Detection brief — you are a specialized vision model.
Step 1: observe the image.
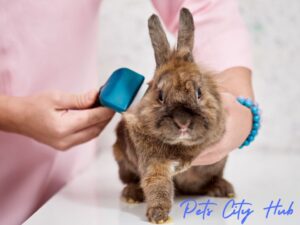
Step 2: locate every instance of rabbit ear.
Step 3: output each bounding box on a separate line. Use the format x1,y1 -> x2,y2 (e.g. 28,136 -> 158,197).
177,8 -> 195,61
148,14 -> 171,67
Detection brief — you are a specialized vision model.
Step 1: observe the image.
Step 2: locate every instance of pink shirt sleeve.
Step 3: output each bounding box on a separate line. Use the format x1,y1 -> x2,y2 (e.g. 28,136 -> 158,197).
151,0 -> 252,72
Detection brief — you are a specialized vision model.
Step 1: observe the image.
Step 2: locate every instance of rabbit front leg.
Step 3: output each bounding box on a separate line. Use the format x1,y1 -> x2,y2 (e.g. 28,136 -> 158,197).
141,161 -> 174,224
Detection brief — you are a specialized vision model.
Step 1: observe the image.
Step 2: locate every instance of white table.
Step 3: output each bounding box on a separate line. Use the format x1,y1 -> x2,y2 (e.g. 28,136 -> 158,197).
24,149 -> 300,225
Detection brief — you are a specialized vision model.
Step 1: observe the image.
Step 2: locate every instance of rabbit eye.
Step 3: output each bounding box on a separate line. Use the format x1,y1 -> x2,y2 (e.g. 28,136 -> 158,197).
196,88 -> 201,99
158,90 -> 164,103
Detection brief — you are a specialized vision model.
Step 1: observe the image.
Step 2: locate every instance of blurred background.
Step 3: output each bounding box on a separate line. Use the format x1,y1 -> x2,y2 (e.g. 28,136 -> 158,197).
96,0 -> 300,153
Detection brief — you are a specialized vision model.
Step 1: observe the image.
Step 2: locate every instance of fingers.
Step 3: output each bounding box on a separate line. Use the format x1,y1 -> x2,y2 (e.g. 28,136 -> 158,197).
54,122 -> 106,150
191,150 -> 227,166
50,108 -> 114,150
192,141 -> 230,166
53,89 -> 99,109
66,107 -> 115,132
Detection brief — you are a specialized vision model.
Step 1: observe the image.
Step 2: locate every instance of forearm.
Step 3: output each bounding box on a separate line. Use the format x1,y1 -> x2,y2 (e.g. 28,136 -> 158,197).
216,67 -> 255,100
0,95 -> 24,133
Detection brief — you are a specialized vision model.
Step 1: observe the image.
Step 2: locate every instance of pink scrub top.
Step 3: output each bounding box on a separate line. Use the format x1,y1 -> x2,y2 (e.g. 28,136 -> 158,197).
0,0 -> 251,224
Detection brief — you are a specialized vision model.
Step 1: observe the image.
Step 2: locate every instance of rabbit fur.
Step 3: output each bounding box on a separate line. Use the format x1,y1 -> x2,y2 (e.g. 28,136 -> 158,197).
113,8 -> 234,224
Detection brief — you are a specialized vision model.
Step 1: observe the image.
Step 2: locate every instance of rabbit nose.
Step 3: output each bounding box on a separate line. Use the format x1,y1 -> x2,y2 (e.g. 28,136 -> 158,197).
173,117 -> 191,130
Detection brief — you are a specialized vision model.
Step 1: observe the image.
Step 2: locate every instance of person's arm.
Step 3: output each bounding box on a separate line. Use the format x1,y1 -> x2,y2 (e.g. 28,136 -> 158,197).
0,95 -> 21,133
0,90 -> 114,150
151,0 -> 255,165
192,67 -> 253,165
217,67 -> 254,99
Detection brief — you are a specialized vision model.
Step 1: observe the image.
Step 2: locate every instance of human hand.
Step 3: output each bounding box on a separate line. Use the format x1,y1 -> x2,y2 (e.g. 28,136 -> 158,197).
5,90 -> 114,150
192,92 -> 252,165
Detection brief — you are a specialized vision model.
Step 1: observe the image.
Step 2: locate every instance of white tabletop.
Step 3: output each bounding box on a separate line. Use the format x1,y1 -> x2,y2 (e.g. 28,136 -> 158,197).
24,149 -> 300,225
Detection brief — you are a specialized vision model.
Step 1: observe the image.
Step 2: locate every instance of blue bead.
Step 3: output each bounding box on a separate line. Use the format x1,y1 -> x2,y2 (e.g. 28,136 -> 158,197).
248,135 -> 255,142
253,115 -> 260,122
251,129 -> 258,136
251,106 -> 259,114
253,122 -> 260,129
237,97 -> 246,104
244,140 -> 250,146
245,99 -> 253,107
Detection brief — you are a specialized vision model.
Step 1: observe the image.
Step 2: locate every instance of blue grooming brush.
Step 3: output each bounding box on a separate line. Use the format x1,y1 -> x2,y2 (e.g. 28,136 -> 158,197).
96,68 -> 148,113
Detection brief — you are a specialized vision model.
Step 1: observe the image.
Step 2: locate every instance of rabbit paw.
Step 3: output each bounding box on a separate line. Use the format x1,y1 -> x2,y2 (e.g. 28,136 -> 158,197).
121,184 -> 144,203
147,206 -> 169,224
206,178 -> 235,198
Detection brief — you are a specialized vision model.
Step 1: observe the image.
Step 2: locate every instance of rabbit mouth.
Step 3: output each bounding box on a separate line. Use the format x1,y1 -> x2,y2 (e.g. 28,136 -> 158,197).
162,132 -> 205,146
177,130 -> 191,140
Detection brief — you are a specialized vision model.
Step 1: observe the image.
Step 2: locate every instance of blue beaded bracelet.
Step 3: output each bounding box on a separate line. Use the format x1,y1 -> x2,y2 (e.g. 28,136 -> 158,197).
236,97 -> 261,149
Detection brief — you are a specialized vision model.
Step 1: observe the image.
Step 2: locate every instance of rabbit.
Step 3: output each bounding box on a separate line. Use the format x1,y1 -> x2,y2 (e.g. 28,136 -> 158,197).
112,8 -> 234,224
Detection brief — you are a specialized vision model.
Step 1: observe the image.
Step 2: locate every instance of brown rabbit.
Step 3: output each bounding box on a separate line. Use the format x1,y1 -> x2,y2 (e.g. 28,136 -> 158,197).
113,8 -> 234,224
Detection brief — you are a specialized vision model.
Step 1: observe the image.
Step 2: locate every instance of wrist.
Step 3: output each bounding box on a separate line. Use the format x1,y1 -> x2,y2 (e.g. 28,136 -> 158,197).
0,95 -> 26,133
220,92 -> 253,149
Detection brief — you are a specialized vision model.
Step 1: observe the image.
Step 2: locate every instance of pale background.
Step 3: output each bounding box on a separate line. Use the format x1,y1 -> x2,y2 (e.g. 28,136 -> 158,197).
96,0 -> 300,153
